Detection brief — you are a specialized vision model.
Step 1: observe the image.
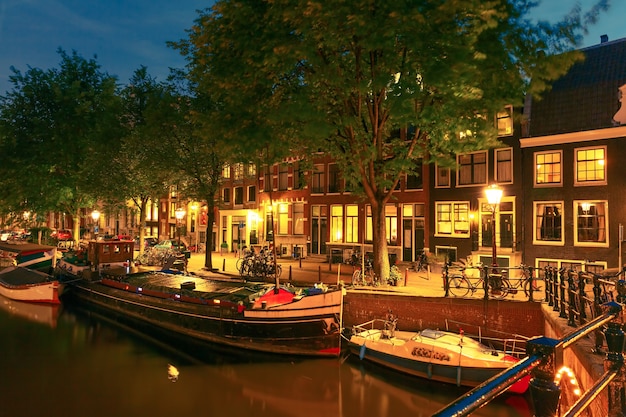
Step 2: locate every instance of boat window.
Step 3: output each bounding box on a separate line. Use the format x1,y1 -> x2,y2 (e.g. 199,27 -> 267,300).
420,329 -> 446,340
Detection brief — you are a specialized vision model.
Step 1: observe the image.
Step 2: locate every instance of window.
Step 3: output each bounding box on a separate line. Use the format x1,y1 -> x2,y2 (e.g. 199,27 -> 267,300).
385,205 -> 398,244
222,165 -> 231,179
222,188 -> 230,203
312,164 -> 325,194
330,205 -> 343,242
436,165 -> 450,188
247,185 -> 256,202
263,166 -> 272,192
170,186 -> 178,199
575,146 -> 606,185
293,203 -> 304,235
328,163 -> 340,193
293,162 -> 304,190
535,151 -> 562,186
234,187 -> 243,205
247,163 -> 257,178
278,203 -> 289,235
233,163 -> 244,180
496,105 -> 513,136
169,202 -> 177,219
278,164 -> 289,190
575,201 -> 608,246
495,148 -> 513,184
346,205 -> 359,243
435,202 -> 470,237
534,202 -> 563,244
457,151 -> 487,186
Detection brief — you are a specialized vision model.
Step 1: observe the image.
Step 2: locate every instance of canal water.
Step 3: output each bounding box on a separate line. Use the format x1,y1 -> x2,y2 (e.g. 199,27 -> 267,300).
0,295 -> 532,417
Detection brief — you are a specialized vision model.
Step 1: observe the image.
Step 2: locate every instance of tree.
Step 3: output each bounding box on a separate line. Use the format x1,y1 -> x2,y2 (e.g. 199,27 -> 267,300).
174,0 -> 607,280
138,72 -> 226,271
0,49 -> 121,244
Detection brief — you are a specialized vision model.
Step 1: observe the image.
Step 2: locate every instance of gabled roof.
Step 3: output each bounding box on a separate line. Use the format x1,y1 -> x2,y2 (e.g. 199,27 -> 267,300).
527,37 -> 626,137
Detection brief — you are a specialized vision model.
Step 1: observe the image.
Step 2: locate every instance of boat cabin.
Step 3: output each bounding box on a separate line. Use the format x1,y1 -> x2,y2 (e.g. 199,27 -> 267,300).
88,240 -> 134,268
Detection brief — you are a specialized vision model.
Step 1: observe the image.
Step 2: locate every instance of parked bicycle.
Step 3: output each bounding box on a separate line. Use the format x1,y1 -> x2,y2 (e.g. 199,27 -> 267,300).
237,250 -> 282,279
444,260 -> 510,300
351,257 -> 381,286
410,250 -> 428,272
499,264 -> 541,298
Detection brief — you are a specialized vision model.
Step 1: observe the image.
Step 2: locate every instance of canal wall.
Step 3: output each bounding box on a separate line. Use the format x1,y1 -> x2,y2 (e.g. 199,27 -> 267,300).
343,291 -> 608,416
343,291 -> 544,338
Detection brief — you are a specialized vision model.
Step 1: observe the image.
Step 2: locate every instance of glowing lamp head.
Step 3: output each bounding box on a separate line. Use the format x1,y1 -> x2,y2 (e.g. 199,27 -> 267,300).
485,184 -> 503,206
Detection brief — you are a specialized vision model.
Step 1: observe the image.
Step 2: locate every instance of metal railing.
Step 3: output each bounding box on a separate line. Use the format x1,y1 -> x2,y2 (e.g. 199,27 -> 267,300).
433,300 -> 626,416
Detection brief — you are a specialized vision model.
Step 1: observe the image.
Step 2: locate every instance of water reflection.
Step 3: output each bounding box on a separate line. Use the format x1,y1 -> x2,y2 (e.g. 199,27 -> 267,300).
0,302 -> 531,417
0,293 -> 60,327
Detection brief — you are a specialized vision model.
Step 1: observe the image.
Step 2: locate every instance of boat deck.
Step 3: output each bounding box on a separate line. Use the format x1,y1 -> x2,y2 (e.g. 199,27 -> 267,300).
0,266 -> 52,286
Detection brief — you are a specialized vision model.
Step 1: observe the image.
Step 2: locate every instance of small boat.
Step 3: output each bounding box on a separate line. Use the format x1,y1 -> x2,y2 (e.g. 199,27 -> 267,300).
347,318 -> 530,394
56,240 -> 345,358
0,266 -> 62,304
0,241 -> 57,272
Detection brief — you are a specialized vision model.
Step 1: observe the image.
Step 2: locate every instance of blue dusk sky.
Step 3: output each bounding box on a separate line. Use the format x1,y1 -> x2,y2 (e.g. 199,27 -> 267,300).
0,0 -> 624,94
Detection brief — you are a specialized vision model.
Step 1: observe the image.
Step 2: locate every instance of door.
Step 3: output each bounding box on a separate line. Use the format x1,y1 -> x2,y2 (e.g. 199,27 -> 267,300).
500,213 -> 513,248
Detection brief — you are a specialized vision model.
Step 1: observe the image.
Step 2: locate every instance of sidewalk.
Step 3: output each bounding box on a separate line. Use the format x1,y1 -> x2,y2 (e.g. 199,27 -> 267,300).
185,251 -> 446,297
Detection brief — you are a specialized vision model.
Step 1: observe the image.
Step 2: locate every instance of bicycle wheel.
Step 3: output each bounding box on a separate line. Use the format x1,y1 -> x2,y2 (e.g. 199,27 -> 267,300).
490,279 -> 511,300
275,264 -> 282,278
352,269 -> 363,286
448,276 -> 470,297
236,258 -> 244,275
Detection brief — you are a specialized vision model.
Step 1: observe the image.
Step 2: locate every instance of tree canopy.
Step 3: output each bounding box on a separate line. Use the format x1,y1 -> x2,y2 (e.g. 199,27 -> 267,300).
173,0 -> 607,278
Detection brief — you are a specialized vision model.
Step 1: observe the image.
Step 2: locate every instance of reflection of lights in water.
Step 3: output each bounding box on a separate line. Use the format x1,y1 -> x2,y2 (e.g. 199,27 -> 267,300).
168,364 -> 179,382
555,366 -> 581,396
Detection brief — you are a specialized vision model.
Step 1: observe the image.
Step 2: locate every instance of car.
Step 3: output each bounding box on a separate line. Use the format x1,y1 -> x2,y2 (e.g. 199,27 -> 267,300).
134,236 -> 159,249
0,230 -> 11,241
51,229 -> 73,240
154,239 -> 187,252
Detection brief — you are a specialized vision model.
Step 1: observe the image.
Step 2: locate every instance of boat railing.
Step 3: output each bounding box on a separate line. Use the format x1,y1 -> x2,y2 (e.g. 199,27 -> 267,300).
433,300 -> 626,417
444,319 -> 528,358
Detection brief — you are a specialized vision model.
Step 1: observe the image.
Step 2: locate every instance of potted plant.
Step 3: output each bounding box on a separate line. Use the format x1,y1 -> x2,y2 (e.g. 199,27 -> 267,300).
388,265 -> 402,286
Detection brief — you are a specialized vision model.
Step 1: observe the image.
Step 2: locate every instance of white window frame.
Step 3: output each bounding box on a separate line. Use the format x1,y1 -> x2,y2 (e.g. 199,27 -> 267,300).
574,145 -> 607,187
435,201 -> 470,238
534,150 -> 562,187
495,147 -> 513,184
533,201 -> 564,246
574,200 -> 609,247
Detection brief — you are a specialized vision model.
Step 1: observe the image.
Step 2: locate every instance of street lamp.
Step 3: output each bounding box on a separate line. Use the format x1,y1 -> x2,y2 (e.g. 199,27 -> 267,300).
484,184 -> 503,271
175,207 -> 186,252
91,210 -> 101,240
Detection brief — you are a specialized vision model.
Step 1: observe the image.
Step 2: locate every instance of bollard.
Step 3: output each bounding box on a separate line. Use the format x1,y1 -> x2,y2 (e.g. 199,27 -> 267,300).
404,268 -> 408,286
527,336 -> 562,417
299,256 -> 302,269
222,258 -> 226,272
289,265 -> 292,281
318,265 -> 322,282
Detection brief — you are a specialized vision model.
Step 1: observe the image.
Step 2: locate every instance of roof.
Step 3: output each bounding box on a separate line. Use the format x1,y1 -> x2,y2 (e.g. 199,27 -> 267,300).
528,37 -> 626,137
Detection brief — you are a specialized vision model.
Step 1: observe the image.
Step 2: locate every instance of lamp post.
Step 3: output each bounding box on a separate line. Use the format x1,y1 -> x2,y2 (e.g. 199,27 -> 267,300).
91,210 -> 101,240
190,203 -> 198,252
484,184 -> 503,272
175,207 -> 186,253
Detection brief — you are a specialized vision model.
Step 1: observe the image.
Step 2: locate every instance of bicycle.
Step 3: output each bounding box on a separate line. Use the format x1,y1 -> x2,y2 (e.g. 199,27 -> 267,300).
351,257 -> 381,286
410,250 -> 428,272
500,264 -> 542,298
445,261 -> 510,300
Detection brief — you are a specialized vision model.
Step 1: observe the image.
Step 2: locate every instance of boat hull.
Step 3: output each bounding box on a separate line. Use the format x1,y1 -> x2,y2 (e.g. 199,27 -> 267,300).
0,267 -> 62,304
348,326 -> 528,393
61,273 -> 344,358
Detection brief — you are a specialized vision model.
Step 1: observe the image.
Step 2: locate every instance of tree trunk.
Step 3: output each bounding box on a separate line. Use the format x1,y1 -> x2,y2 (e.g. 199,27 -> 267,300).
204,203 -> 215,270
371,201 -> 390,282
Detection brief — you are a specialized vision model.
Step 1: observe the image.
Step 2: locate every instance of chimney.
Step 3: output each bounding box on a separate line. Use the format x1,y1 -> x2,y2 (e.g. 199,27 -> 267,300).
601,34 -> 609,43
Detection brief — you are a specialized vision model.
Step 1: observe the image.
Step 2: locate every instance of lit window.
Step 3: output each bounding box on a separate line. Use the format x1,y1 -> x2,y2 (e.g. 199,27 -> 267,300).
278,204 -> 289,235
458,151 -> 487,186
385,205 -> 398,244
222,165 -> 231,179
575,201 -> 608,246
435,202 -> 470,237
534,202 -> 563,244
346,205 -> 358,243
293,203 -> 304,235
247,163 -> 256,177
496,105 -> 513,136
233,163 -> 244,180
575,146 -> 606,185
330,205 -> 343,243
535,151 -> 562,186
